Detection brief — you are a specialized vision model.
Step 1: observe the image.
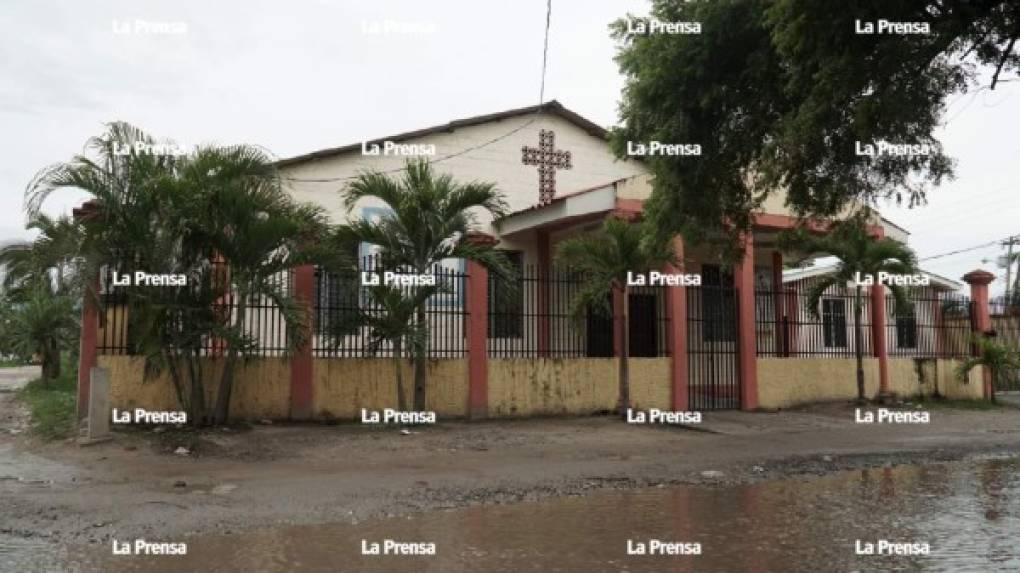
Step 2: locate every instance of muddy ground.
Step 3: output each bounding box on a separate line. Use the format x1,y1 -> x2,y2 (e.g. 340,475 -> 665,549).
1,388 -> 1018,548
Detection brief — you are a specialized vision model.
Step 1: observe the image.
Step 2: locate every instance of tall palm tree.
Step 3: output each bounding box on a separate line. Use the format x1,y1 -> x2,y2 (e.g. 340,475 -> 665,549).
0,214 -> 83,297
779,211 -> 919,401
182,145 -> 325,424
25,122 -> 323,424
338,159 -> 513,411
555,217 -> 674,416
355,284 -> 435,412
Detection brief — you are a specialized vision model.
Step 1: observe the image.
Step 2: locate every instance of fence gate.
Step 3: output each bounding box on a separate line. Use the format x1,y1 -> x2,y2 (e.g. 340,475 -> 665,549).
686,285 -> 741,410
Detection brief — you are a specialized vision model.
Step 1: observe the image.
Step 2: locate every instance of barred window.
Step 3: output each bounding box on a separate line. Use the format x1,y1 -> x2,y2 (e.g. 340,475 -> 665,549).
896,307 -> 917,349
822,298 -> 848,348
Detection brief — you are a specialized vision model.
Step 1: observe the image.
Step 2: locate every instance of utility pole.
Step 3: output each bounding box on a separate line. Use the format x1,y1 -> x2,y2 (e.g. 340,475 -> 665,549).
1004,236 -> 1016,301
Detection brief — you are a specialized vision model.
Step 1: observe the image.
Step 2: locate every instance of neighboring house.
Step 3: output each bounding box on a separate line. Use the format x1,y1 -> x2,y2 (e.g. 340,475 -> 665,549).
770,266 -> 966,358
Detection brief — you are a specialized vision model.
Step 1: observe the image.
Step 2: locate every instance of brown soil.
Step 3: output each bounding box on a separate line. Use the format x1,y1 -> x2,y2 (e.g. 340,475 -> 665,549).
1,397 -> 1018,547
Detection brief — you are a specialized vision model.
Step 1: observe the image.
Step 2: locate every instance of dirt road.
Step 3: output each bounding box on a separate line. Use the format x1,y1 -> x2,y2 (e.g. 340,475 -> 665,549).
1,397 -> 1018,548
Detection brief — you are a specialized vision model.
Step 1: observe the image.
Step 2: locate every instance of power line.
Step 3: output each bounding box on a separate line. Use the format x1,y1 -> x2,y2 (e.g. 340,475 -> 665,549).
918,235 -> 1020,262
282,1 -> 556,185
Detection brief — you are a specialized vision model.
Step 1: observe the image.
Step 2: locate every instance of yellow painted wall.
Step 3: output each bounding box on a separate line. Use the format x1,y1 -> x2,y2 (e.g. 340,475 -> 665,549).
757,357 -> 880,409
630,358 -> 673,410
99,355 -> 291,420
487,357 -> 672,417
757,356 -> 985,409
312,358 -> 467,420
938,359 -> 984,400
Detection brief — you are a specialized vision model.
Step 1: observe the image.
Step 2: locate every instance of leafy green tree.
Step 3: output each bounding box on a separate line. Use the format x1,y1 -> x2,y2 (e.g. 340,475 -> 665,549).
555,217 -> 674,415
956,336 -> 1020,404
611,0 -> 1019,248
338,159 -> 513,411
779,212 -> 919,401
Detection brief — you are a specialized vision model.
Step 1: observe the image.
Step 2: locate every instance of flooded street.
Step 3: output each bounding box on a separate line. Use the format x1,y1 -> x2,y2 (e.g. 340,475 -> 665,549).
16,455 -> 1016,572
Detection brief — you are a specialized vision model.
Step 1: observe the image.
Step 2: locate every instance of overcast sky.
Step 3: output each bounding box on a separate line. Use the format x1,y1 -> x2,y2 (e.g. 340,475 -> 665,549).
1,0 -> 1018,294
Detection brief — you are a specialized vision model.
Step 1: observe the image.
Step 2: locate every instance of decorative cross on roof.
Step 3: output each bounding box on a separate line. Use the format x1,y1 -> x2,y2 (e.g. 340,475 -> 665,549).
521,129 -> 572,205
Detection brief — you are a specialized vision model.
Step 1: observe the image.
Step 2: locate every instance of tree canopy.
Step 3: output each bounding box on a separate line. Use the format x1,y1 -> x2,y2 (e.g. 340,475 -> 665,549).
612,0 -> 1020,249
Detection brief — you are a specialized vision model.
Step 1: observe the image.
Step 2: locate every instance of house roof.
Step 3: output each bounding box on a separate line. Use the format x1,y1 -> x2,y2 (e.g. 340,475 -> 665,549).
275,100 -> 609,168
782,264 -> 962,290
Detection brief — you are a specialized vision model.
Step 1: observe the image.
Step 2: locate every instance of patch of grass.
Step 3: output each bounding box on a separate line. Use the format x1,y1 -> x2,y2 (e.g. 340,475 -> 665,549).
17,366 -> 77,440
0,359 -> 30,368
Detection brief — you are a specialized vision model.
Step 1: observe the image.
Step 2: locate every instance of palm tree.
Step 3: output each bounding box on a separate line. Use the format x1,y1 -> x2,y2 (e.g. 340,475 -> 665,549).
956,336 -> 1020,404
0,213 -> 86,380
338,159 -> 513,411
2,287 -> 78,382
555,217 -> 674,416
355,284 -> 435,412
25,122 -> 323,425
0,214 -> 83,298
179,145 -> 325,424
779,211 -> 919,402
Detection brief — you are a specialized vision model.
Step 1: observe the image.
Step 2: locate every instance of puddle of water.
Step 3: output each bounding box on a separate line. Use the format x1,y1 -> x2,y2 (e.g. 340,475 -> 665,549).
6,458 -> 1019,572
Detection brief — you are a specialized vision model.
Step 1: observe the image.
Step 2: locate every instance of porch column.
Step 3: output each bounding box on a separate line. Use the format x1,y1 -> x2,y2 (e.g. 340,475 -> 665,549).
77,274 -> 100,422
733,232 -> 759,410
771,251 -> 784,356
963,269 -> 995,399
466,233 -> 496,420
665,236 -> 688,411
871,284 -> 891,398
290,264 -> 315,419
536,230 -> 551,357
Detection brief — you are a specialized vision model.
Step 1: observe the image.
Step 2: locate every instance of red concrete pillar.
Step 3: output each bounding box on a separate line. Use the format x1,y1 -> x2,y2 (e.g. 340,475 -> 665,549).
536,230 -> 550,357
290,264 -> 315,419
871,285 -> 890,397
963,269 -> 995,399
76,275 -> 100,421
664,236 -> 688,411
466,258 -> 490,420
733,232 -> 758,410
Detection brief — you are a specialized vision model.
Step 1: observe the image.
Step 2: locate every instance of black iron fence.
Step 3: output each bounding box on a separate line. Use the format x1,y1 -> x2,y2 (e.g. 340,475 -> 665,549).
886,290 -> 972,358
486,265 -> 669,358
313,256 -> 468,358
755,284 -> 873,358
98,262 -> 293,357
755,284 -> 972,359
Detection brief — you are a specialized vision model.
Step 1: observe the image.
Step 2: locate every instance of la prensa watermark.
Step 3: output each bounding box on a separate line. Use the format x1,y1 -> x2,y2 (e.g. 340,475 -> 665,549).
112,19 -> 188,35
